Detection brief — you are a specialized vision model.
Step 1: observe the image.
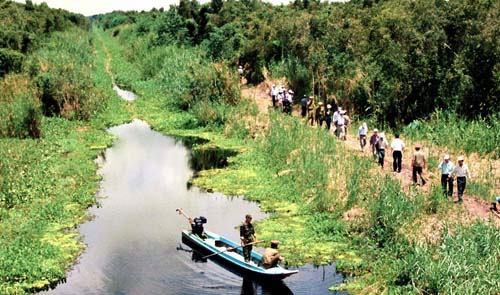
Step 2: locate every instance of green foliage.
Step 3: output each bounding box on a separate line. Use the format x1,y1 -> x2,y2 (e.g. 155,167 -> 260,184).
368,176 -> 421,247
0,74 -> 41,138
403,110 -> 500,157
29,29 -> 105,120
0,48 -> 24,77
391,223 -> 500,294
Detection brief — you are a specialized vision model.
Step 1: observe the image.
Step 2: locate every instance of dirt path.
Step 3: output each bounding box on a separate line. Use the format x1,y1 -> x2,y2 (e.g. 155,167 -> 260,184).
241,80 -> 500,226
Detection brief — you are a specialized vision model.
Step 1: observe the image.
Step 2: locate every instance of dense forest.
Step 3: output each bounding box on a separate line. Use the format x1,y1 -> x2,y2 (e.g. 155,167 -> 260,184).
96,0 -> 500,127
1,0 -> 499,294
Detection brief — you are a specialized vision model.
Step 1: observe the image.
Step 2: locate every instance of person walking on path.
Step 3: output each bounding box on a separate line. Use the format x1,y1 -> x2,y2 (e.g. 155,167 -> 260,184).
370,129 -> 380,160
307,96 -> 316,126
358,122 -> 368,152
336,110 -> 347,139
240,214 -> 256,262
451,156 -> 472,203
333,107 -> 342,138
300,95 -> 307,118
316,102 -> 325,127
390,133 -> 404,173
261,240 -> 284,269
375,133 -> 389,168
325,104 -> 333,130
270,84 -> 278,108
412,144 -> 427,185
342,111 -> 350,140
438,154 -> 454,197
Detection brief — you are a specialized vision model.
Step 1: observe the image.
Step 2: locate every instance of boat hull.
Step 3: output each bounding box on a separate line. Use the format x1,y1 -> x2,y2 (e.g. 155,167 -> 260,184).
181,230 -> 298,281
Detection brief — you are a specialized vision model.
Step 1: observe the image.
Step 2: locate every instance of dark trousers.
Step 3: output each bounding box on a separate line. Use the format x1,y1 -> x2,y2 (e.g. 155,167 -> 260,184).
441,174 -> 453,196
412,166 -> 425,184
360,135 -> 367,150
243,244 -> 253,262
377,149 -> 385,167
392,151 -> 402,172
457,176 -> 466,201
325,118 -> 332,130
301,106 -> 307,117
272,95 -> 277,107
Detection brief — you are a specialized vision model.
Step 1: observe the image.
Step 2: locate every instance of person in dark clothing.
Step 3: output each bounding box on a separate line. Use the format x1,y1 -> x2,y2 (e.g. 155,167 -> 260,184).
189,216 -> 207,239
325,104 -> 333,130
301,95 -> 307,117
240,214 -> 256,262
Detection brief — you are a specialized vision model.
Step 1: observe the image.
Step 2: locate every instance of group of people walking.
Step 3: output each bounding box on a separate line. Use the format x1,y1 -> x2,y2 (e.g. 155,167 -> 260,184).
270,85 -> 350,140
270,84 -> 294,115
270,85 -> 475,203
363,126 -> 473,202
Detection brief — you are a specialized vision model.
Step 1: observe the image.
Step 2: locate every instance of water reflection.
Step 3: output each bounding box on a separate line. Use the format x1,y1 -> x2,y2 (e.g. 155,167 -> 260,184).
113,84 -> 136,101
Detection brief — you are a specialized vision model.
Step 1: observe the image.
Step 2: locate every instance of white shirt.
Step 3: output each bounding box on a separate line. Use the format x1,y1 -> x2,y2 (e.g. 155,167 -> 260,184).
337,115 -> 345,125
271,87 -> 278,96
333,111 -> 340,123
452,164 -> 471,179
391,138 -> 404,152
358,125 -> 368,136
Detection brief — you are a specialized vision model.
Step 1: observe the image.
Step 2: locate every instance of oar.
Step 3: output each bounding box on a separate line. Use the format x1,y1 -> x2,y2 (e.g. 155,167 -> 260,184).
176,208 -> 191,220
202,240 -> 265,259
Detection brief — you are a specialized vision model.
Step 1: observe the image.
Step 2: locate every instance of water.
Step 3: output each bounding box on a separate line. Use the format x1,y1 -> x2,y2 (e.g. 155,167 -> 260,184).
42,119 -> 347,295
113,84 -> 136,101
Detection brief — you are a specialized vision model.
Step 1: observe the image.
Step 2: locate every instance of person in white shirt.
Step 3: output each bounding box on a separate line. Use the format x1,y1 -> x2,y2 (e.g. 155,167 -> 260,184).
451,156 -> 472,203
390,133 -> 404,173
270,84 -> 278,107
358,122 -> 368,152
438,154 -> 454,197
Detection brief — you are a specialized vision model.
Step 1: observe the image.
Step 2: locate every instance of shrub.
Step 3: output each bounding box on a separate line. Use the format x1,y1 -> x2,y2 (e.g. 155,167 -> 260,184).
0,74 -> 41,138
0,48 -> 24,78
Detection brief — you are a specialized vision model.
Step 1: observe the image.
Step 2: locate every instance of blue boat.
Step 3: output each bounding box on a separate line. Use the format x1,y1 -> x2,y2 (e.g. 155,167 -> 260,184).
182,230 -> 299,281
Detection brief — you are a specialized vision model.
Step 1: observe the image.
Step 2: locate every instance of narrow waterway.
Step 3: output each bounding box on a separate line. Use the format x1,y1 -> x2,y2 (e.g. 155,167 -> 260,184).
41,118 -> 347,294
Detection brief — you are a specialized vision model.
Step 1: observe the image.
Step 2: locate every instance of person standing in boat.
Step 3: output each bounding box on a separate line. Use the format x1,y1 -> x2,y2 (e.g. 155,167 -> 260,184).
240,214 -> 256,263
262,240 -> 284,269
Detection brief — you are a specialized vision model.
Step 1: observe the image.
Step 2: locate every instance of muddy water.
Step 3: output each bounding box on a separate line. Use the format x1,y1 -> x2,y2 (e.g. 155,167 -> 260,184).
42,119 -> 347,295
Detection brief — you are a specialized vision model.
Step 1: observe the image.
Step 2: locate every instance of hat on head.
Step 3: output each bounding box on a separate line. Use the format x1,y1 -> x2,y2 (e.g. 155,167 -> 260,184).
272,84 -> 275,87
288,90 -> 294,94
374,128 -> 378,132
338,107 -> 342,111
309,95 -> 314,99
379,133 -> 385,138
444,154 -> 450,160
340,110 -> 346,114
362,122 -> 367,128
318,101 -> 324,105
327,104 -> 332,109
458,156 -> 464,161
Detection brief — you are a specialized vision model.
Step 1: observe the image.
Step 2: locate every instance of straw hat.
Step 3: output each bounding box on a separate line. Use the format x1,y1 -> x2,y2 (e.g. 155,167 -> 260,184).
444,154 -> 450,160
458,156 -> 464,161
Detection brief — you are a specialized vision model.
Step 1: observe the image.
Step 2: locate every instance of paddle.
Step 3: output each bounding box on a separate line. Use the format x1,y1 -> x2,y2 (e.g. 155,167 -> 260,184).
176,208 -> 191,220
202,240 -> 265,259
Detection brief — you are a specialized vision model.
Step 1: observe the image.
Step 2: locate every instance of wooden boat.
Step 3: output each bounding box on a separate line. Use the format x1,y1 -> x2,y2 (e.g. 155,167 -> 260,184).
182,230 -> 299,281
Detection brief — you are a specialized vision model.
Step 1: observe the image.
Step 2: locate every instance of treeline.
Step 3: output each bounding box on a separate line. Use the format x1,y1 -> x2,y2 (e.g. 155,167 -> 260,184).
97,0 -> 500,127
0,0 -> 103,138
